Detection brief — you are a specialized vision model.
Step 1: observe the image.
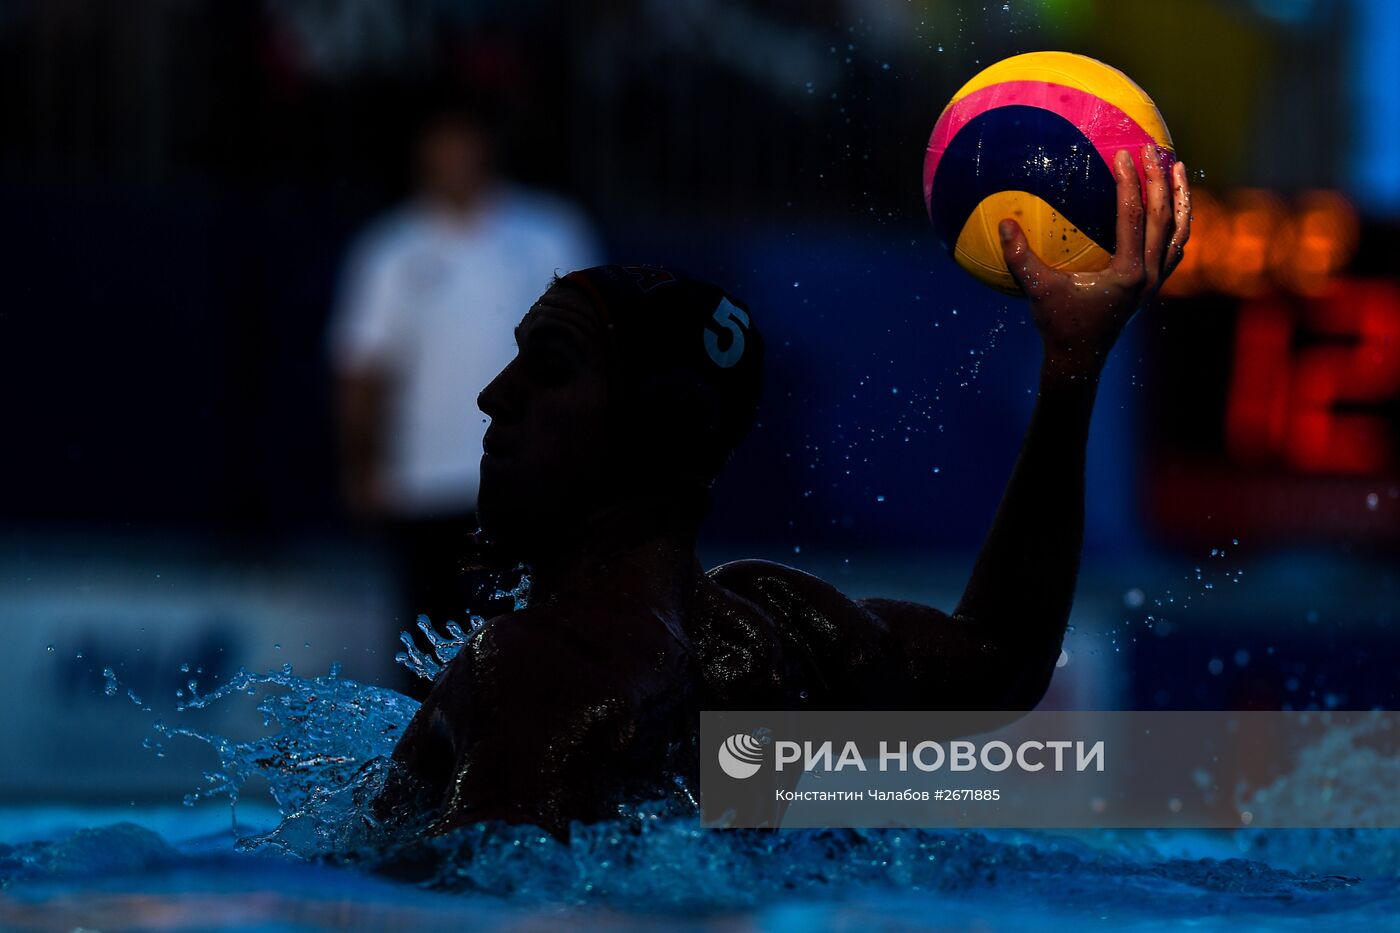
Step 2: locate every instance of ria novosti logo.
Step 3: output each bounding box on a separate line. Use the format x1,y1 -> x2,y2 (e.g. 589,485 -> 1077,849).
716,728 -> 1106,780
717,732 -> 766,779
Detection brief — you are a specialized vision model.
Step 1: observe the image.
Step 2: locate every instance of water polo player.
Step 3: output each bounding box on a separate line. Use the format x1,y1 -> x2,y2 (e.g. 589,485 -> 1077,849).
379,145 -> 1191,839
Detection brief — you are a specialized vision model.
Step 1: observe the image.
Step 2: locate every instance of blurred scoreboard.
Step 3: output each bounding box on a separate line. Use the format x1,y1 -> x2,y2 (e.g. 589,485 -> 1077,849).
1147,189 -> 1400,545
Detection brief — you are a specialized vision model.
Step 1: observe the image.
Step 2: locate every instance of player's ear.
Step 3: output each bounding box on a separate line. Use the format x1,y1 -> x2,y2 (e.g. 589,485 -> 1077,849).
660,375 -> 727,481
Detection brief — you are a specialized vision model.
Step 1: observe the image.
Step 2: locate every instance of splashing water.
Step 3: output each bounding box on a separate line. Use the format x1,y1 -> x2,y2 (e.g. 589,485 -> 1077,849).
395,616 -> 477,683
395,570 -> 529,682
9,562 -> 1400,924
56,659 -> 1391,918
146,663 -> 420,853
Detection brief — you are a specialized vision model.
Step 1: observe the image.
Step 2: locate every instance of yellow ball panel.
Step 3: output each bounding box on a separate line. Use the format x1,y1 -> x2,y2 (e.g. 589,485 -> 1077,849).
952,190 -> 1113,295
942,51 -> 1172,150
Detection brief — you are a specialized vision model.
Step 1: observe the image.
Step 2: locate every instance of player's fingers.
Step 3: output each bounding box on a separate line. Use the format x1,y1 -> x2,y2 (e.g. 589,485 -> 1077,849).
1142,146 -> 1171,283
1164,160 -> 1193,278
999,219 -> 1055,298
1110,148 -> 1145,277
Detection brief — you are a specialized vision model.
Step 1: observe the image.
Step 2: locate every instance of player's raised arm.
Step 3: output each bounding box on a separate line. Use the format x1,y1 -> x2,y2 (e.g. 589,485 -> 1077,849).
936,145 -> 1191,707
831,146 -> 1191,712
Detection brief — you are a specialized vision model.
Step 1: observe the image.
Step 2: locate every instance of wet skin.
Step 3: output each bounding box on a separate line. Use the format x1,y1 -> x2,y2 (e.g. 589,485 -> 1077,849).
382,147 -> 1192,839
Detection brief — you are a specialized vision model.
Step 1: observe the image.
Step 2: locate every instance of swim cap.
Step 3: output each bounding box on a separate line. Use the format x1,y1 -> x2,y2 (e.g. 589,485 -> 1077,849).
560,265 -> 764,484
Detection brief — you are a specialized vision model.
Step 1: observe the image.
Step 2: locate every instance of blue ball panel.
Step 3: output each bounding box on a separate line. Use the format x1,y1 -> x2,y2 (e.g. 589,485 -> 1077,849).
930,104 -> 1118,257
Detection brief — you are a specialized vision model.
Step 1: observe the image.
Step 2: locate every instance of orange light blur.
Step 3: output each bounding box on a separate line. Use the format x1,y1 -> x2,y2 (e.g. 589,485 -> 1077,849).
1162,188 -> 1226,297
1273,191 -> 1361,297
1161,188 -> 1359,299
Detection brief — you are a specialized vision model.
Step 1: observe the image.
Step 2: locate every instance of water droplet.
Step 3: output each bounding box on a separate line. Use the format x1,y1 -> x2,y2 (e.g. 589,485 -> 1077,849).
1366,492 -> 1379,511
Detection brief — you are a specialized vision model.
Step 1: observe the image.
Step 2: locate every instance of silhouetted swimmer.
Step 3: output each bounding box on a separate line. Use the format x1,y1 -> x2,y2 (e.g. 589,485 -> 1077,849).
379,146 -> 1192,840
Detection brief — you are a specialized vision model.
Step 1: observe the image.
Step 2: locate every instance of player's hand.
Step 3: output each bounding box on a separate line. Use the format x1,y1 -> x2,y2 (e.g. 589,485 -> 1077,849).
998,144 -> 1191,380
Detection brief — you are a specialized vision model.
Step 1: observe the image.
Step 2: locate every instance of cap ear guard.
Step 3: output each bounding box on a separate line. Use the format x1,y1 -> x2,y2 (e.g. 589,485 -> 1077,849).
626,368 -> 731,488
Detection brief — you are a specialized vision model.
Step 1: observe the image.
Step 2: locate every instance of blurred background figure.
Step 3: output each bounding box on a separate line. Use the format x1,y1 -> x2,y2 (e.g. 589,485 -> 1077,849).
331,91 -> 601,644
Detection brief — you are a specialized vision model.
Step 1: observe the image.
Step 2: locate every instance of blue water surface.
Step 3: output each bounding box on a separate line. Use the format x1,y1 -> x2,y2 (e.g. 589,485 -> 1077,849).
3,638 -> 1398,932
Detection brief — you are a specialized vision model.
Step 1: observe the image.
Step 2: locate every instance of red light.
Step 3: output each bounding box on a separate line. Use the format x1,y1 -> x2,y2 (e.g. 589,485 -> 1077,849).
1225,279 -> 1400,474
1226,298 -> 1293,465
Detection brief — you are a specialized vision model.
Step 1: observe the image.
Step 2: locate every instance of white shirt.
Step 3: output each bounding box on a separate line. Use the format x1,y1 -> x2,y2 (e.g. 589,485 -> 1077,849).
331,187 -> 601,516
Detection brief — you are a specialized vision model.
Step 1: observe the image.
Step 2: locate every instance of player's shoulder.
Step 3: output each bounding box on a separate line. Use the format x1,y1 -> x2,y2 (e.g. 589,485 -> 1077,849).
707,558 -> 866,621
704,559 -> 892,706
709,558 -> 836,597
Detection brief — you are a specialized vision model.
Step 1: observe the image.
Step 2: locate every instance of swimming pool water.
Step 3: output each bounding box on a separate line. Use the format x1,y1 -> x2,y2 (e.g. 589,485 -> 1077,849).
3,662 -> 1398,932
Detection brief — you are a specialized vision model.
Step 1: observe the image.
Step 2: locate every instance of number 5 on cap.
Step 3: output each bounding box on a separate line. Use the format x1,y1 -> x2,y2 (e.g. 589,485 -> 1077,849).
706,297 -> 750,368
